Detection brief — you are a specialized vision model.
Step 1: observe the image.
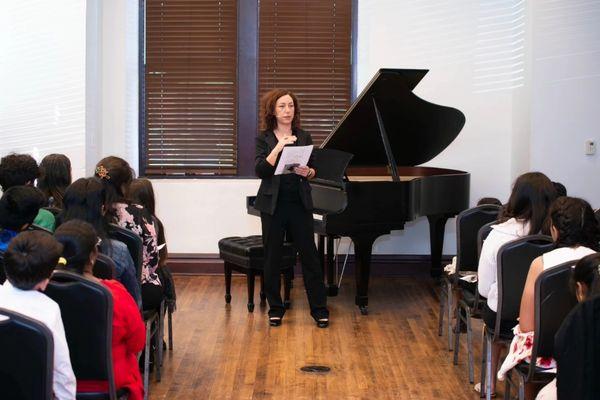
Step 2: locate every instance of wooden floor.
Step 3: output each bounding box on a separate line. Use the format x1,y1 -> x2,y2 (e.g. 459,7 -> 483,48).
149,275 -> 489,399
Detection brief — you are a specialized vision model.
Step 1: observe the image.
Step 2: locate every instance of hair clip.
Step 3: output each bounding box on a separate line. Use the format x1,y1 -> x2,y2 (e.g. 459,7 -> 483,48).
58,257 -> 67,266
95,165 -> 110,180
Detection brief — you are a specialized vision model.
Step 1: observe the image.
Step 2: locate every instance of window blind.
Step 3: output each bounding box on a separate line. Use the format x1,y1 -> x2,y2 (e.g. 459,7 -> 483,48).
258,0 -> 352,146
143,0 -> 238,176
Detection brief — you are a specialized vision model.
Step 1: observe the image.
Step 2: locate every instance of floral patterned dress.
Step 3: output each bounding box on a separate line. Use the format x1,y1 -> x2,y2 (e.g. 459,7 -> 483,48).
113,202 -> 161,286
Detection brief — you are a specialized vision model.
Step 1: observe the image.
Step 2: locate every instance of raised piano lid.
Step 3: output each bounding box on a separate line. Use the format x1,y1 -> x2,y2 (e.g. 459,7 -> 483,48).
320,68 -> 466,167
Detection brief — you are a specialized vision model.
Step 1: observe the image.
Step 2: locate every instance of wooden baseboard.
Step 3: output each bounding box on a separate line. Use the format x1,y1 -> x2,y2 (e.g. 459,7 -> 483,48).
168,253 -> 453,276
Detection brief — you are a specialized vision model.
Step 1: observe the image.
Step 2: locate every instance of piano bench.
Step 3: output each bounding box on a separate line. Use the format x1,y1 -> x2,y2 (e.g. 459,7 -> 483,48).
218,235 -> 295,312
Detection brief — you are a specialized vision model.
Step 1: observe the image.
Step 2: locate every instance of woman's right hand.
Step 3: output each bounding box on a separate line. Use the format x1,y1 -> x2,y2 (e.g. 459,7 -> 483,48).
275,135 -> 297,152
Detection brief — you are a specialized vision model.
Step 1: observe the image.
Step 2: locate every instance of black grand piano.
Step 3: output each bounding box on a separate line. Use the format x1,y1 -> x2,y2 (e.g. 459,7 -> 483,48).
249,68 -> 469,315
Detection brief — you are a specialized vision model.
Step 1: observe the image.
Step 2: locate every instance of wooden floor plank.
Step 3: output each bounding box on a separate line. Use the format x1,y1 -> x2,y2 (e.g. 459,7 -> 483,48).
149,275 -> 490,399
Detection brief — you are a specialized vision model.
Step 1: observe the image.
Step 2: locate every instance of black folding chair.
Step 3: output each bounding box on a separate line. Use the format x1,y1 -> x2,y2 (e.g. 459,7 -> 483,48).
480,235 -> 553,400
94,253 -> 116,280
451,205 -> 501,383
108,224 -> 162,398
505,261 -> 578,400
0,308 -> 54,400
45,271 -> 128,400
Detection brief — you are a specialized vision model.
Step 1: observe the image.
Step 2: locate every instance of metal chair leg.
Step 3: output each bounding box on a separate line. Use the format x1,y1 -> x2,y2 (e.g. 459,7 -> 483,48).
438,284 -> 445,337
453,301 -> 461,365
485,332 -> 493,400
447,283 -> 453,351
466,307 -> 474,384
480,327 -> 487,399
517,373 -> 525,400
168,308 -> 173,351
143,319 -> 151,400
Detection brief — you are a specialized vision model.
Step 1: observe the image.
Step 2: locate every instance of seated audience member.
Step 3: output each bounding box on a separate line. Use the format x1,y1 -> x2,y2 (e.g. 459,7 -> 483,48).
55,220 -> 145,400
552,181 -> 567,198
0,231 -> 76,399
475,172 -> 557,395
477,197 -> 503,207
0,153 -> 55,230
38,153 -> 72,209
95,157 -> 163,311
497,197 -> 600,398
0,186 -> 46,253
549,253 -> 600,400
57,177 -> 141,306
128,178 -> 176,311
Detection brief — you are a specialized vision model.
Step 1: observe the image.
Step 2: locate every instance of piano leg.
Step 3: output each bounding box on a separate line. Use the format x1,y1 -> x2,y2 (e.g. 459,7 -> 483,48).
427,213 -> 452,278
351,233 -> 379,315
326,235 -> 338,296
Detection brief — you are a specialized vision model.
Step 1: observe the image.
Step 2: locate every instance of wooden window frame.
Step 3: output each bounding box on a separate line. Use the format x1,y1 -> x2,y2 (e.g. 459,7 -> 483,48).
139,0 -> 357,178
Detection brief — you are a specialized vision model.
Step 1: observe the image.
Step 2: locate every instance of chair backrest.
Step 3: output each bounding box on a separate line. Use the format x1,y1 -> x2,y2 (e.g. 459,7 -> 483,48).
94,253 -> 116,280
44,271 -> 117,398
456,205 -> 501,274
495,235 -> 554,339
108,224 -> 143,281
477,220 -> 497,259
0,307 -> 54,400
529,260 -> 578,380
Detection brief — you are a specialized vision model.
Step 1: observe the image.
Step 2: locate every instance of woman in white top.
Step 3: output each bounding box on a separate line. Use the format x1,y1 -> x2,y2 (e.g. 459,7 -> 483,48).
499,197 -> 600,399
475,172 -> 557,395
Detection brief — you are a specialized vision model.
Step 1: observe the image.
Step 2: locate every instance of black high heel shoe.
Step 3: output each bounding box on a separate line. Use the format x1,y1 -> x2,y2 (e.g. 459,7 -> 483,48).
269,317 -> 282,327
316,318 -> 329,328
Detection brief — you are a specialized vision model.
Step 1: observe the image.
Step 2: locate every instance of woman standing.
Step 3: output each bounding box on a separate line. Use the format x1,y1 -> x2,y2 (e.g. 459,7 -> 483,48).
254,89 -> 328,328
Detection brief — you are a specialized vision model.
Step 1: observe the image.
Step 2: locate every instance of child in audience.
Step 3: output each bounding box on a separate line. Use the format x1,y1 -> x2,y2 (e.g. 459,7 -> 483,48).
128,178 -> 176,311
0,153 -> 55,230
38,153 -> 72,209
475,172 -> 557,395
0,186 -> 46,254
0,231 -> 76,400
94,156 -> 163,311
498,197 -> 600,399
552,181 -> 567,198
58,177 -> 141,306
55,220 -> 145,400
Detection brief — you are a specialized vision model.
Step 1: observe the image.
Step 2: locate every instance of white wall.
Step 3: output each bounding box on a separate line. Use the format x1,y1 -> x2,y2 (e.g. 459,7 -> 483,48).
90,0 -> 599,254
529,0 -> 600,205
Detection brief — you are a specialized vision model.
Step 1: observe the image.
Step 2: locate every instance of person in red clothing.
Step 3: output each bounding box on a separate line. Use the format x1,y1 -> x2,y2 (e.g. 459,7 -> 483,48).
54,219 -> 145,400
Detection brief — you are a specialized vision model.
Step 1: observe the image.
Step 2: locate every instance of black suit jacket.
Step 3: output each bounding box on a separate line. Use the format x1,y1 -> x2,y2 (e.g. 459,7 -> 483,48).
254,128 -> 314,215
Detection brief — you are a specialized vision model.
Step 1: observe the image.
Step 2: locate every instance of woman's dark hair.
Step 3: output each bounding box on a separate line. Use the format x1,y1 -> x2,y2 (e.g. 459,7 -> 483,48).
0,153 -> 39,191
0,186 -> 45,231
477,197 -> 503,207
572,253 -> 600,300
4,231 -> 63,290
37,154 -> 72,209
552,181 -> 567,198
128,178 -> 168,266
260,89 -> 301,131
128,178 -> 156,214
549,196 -> 600,251
54,220 -> 97,275
94,156 -> 134,221
498,172 -> 557,235
59,177 -> 109,239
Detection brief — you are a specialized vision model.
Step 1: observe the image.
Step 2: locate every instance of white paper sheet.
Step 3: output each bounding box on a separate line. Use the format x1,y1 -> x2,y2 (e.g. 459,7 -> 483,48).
274,145 -> 313,175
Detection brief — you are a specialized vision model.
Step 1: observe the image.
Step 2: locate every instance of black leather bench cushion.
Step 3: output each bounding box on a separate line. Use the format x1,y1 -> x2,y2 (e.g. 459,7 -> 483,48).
218,236 -> 295,270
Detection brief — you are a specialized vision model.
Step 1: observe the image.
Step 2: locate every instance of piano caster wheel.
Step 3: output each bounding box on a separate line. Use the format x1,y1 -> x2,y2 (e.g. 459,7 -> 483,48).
359,306 -> 368,315
247,303 -> 255,313
225,294 -> 232,304
284,301 -> 291,309
327,285 -> 339,297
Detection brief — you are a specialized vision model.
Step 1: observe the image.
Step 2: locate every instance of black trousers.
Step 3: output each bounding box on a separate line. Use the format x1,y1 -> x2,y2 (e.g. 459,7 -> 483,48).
261,200 -> 328,319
